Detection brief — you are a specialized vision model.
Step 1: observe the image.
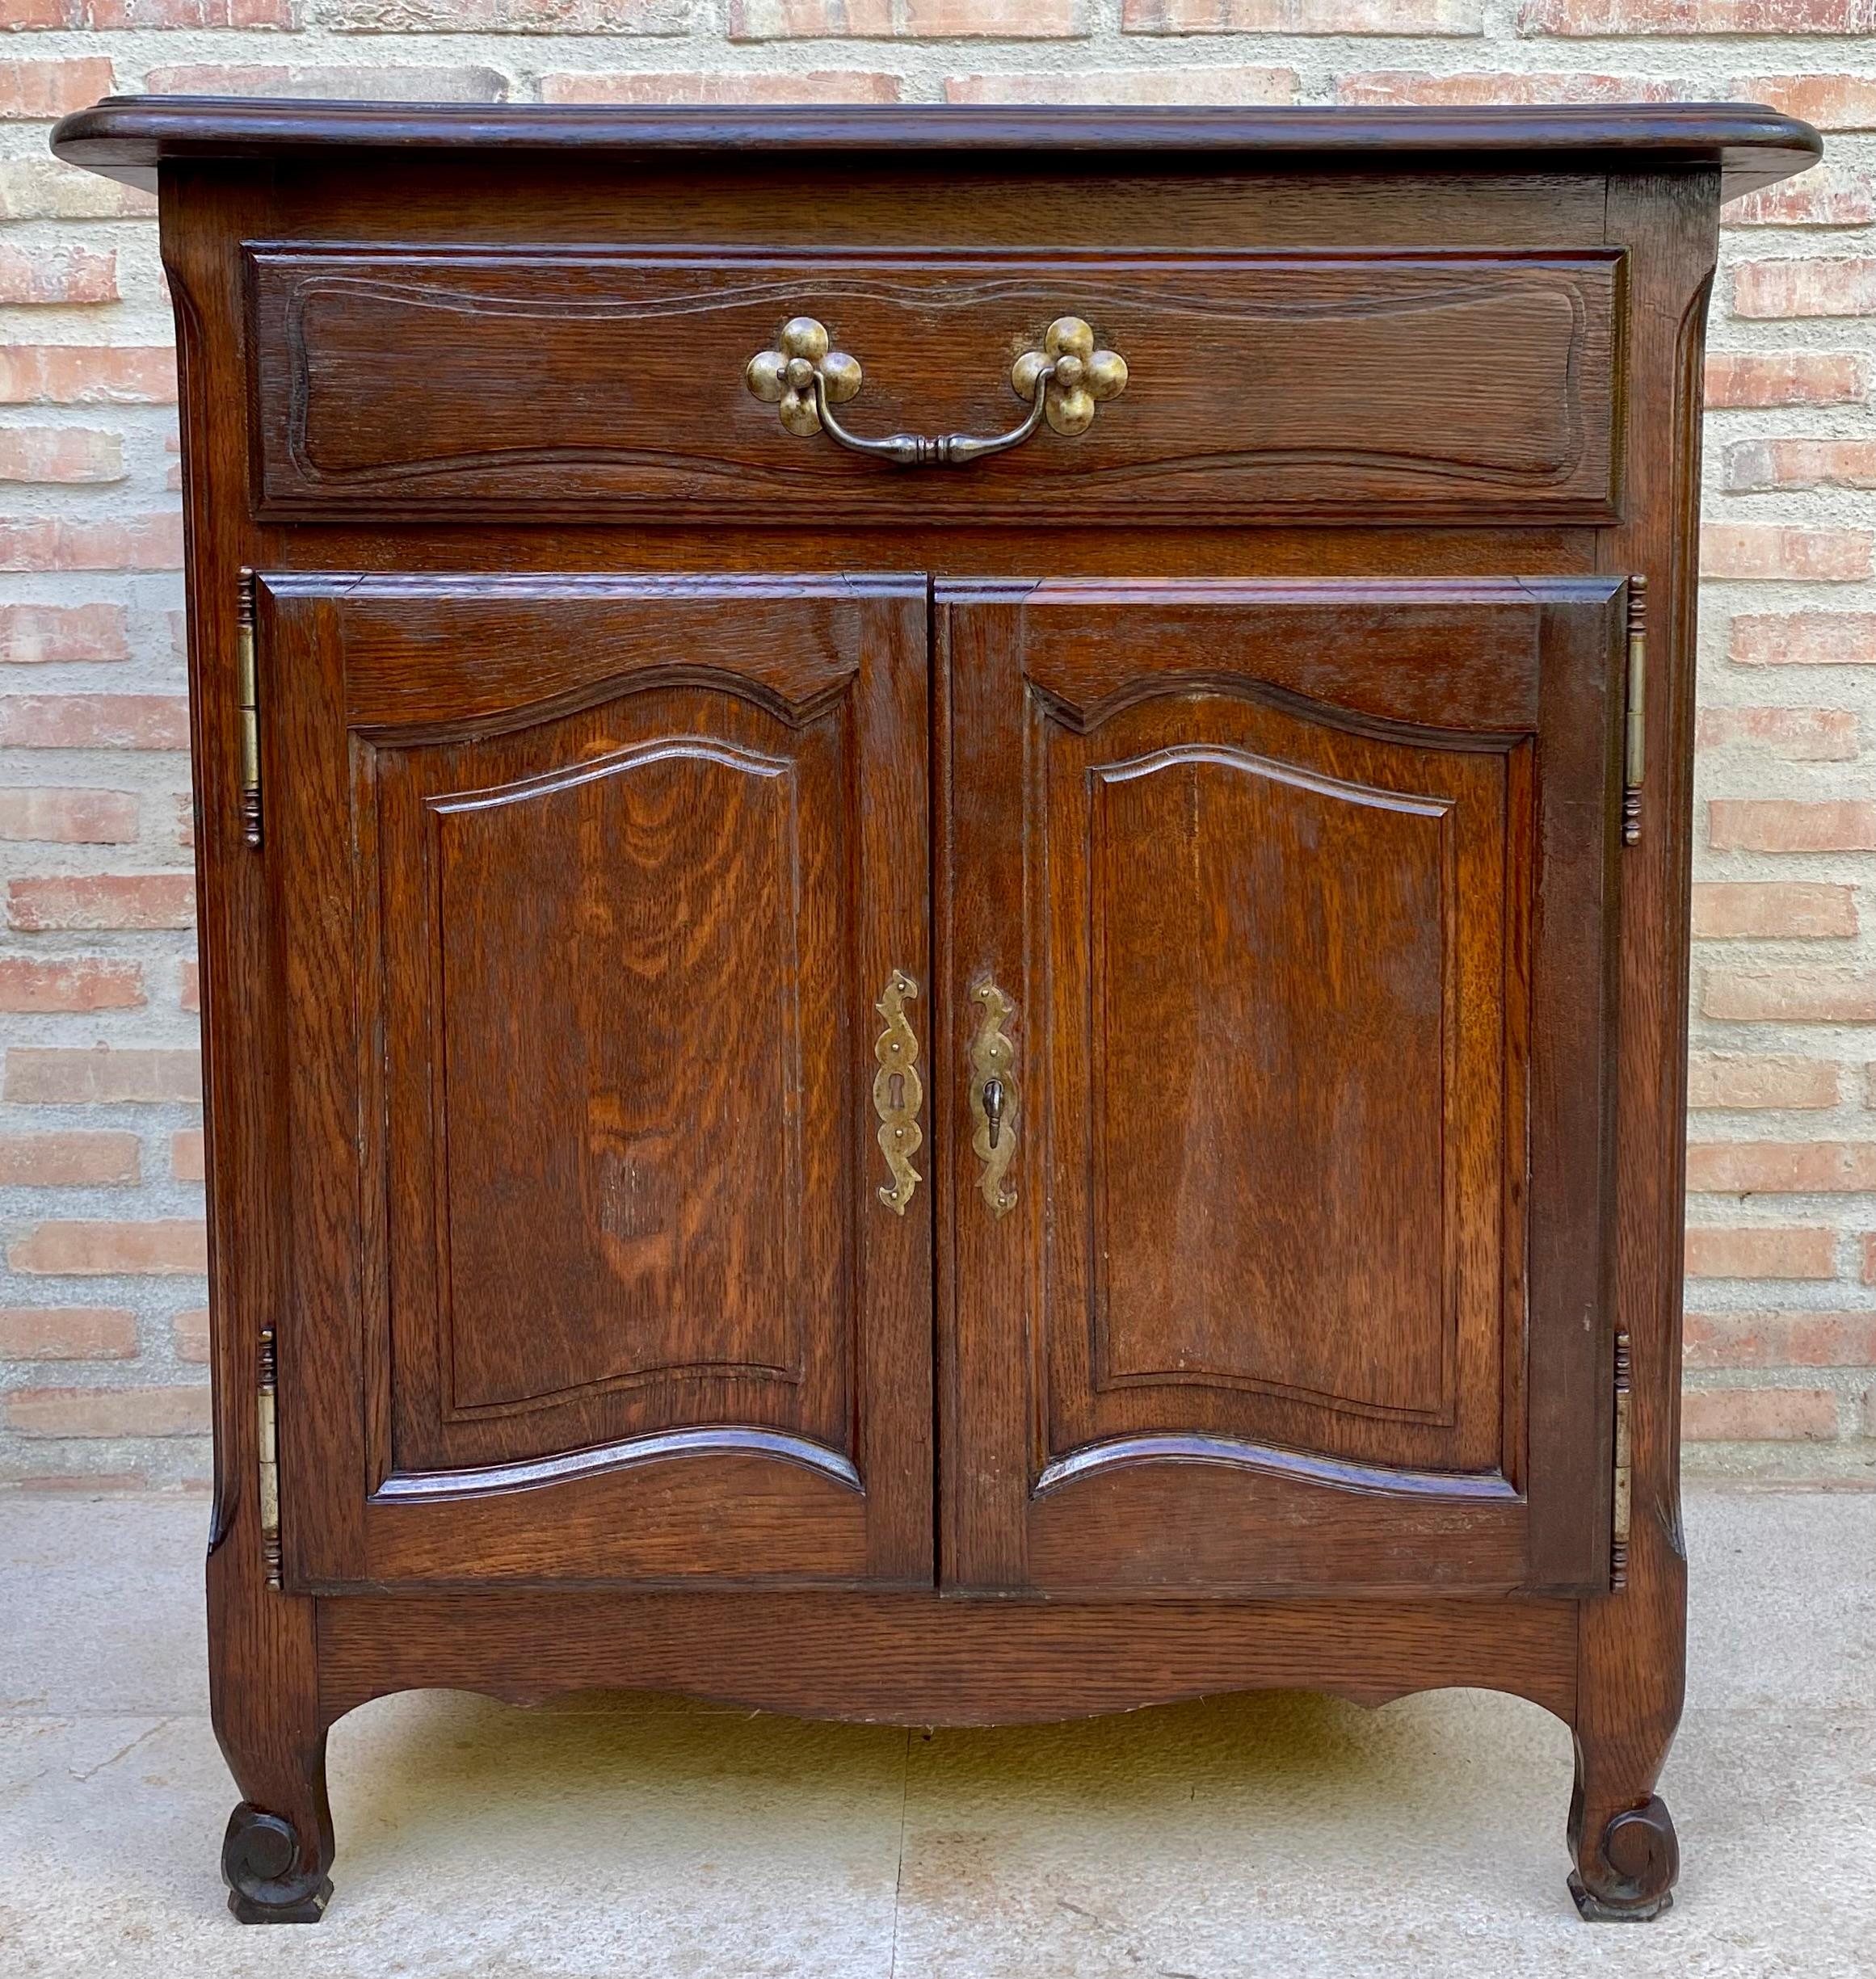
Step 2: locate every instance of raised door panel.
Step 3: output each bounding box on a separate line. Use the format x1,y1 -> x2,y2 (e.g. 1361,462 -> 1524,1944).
940,578 -> 1623,1598
268,574 -> 930,1589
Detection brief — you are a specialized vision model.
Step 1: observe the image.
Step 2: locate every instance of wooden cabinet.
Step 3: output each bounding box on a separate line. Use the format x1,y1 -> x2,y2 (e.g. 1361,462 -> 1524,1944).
52,95 -> 1820,1926
264,574 -> 932,1590
941,578 -> 1623,1599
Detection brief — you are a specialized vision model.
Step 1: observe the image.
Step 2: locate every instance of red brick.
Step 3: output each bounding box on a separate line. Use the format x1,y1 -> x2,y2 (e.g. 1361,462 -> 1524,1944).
543,69 -> 903,103
1700,524 -> 1873,582
1863,1233 -> 1876,1284
144,62 -> 511,99
0,429 -> 124,485
0,788 -> 137,844
172,1306 -> 209,1363
1734,258 -> 1876,318
1123,0 -> 1478,23
0,515 -> 185,574
9,1220 -> 208,1277
1690,882 -> 1857,938
0,347 -> 177,406
733,0 -> 1083,30
328,0 -> 681,27
21,0 -> 297,23
1726,167 -> 1874,229
0,603 -> 129,665
1681,1388 -> 1839,1441
0,246 -> 116,307
0,158 -> 154,221
1686,1053 -> 1840,1109
1703,351 -> 1863,405
1725,439 -> 1876,490
0,1306 -> 136,1360
4,1386 -> 210,1438
179,959 -> 199,1012
1704,969 -> 1876,1023
1523,0 -> 1862,30
6,873 -> 196,933
4,1046 -> 200,1104
1709,799 -> 1876,853
1685,1310 -> 1876,1369
0,957 -> 144,1013
1731,74 -> 1876,131
170,1128 -> 204,1183
1731,611 -> 1876,667
1695,706 -> 1858,758
0,1132 -> 140,1187
0,58 -> 116,119
173,791 -> 194,849
1687,1141 -> 1876,1194
1335,69 -> 1689,103
949,65 -> 1296,101
1685,1225 -> 1837,1279
0,694 -> 189,749
12,1471 -> 150,1490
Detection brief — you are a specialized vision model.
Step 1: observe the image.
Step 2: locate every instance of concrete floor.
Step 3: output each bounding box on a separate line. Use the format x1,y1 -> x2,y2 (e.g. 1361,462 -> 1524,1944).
1,1487 -> 1872,1977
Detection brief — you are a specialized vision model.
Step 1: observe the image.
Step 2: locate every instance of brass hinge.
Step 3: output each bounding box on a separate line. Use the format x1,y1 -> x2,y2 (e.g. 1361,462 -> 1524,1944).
1622,575 -> 1647,847
236,569 -> 262,848
257,1325 -> 282,1591
1611,1330 -> 1633,1590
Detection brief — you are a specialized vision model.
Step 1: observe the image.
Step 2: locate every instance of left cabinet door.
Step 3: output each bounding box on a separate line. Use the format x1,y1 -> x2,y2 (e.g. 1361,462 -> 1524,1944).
259,573 -> 932,1590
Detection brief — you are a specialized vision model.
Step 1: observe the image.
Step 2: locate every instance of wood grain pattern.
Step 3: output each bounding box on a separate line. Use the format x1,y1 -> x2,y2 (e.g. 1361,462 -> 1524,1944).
939,578 -> 1623,1598
315,1586 -> 1579,1725
52,98 -> 1820,203
120,111 -> 1734,1923
1563,167 -> 1717,1924
262,573 -> 932,1589
248,249 -> 1620,525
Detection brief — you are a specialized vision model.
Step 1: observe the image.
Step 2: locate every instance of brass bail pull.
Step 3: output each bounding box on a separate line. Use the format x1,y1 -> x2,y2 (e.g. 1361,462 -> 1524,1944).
746,315 -> 1127,468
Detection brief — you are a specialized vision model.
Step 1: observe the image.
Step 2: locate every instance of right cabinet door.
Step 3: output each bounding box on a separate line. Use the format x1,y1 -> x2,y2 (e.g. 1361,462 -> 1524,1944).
940,578 -> 1628,1598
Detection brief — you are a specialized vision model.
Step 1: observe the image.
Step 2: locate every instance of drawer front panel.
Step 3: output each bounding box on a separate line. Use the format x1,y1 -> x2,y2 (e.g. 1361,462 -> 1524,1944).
248,248 -> 1622,525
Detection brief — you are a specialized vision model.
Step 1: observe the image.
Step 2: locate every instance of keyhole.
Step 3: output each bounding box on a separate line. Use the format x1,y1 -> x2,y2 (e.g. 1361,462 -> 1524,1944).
983,1076 -> 1005,1148
888,1072 -> 906,1111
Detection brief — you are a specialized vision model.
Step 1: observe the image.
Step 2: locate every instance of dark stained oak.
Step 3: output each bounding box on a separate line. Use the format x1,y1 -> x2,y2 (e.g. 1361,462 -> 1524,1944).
263,573 -> 932,1590
246,247 -> 1620,525
938,578 -> 1622,1598
52,98 -> 1819,202
67,94 -> 1794,1923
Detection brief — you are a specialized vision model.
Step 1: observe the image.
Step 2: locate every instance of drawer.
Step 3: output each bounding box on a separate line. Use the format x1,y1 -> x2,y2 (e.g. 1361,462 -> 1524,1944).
246,247 -> 1622,526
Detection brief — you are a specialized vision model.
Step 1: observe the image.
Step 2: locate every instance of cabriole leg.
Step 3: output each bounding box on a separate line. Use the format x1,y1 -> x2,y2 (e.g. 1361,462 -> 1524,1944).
221,1738 -> 334,1923
208,1506 -> 334,1922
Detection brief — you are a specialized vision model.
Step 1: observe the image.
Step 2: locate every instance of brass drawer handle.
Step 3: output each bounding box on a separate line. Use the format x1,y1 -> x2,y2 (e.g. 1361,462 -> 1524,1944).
968,981 -> 1018,1218
746,315 -> 1127,468
872,969 -> 923,1216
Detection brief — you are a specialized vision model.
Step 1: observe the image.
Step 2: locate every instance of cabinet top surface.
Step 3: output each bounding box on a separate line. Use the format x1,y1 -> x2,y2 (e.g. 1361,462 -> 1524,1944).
52,96 -> 1819,201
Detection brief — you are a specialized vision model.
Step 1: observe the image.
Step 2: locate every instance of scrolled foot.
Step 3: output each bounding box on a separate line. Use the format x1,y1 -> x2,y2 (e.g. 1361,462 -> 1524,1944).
222,1802 -> 333,1922
1567,1794 -> 1678,1922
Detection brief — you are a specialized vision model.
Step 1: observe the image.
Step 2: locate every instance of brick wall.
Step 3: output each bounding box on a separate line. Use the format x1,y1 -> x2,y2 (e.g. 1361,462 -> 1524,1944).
2,6 -> 1873,1489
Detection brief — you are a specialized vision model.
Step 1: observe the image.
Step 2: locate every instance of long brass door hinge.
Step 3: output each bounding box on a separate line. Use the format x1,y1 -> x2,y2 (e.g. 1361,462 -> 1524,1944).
1611,1330 -> 1633,1590
257,1325 -> 282,1590
236,568 -> 262,847
1622,575 -> 1646,847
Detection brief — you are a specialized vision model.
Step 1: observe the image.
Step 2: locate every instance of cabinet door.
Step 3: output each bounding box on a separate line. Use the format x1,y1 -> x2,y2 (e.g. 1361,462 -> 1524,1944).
266,574 -> 931,1588
940,578 -> 1625,1597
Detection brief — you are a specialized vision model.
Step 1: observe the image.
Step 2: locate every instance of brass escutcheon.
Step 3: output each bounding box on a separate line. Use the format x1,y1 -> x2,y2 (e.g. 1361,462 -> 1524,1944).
872,969 -> 923,1215
968,980 -> 1018,1218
